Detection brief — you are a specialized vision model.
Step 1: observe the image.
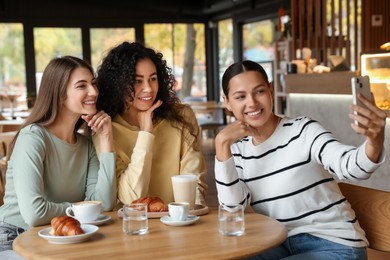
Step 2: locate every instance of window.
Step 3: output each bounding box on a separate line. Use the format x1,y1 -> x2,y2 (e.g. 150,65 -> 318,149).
218,19 -> 233,99
144,23 -> 206,99
242,19 -> 276,82
34,27 -> 82,92
0,23 -> 26,110
90,28 -> 135,70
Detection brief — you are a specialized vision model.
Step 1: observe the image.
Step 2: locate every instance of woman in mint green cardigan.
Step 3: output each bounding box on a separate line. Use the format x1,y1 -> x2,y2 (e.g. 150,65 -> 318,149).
0,56 -> 116,251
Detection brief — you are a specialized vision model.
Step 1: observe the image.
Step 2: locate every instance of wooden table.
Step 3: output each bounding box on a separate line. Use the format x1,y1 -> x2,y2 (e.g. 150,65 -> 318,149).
0,120 -> 24,132
188,102 -> 236,124
13,209 -> 287,259
1,111 -> 30,120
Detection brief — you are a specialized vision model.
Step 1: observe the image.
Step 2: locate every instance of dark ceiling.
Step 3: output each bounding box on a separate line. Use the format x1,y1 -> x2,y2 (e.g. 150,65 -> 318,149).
1,0 -> 290,23
117,0 -> 254,15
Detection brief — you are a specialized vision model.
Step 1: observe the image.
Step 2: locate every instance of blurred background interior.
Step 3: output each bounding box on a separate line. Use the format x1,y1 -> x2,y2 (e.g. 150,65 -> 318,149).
0,0 -> 388,111
0,0 -> 390,198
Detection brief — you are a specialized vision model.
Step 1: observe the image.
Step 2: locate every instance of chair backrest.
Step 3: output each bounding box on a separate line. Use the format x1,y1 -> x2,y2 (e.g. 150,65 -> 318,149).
182,96 -> 207,103
0,131 -> 16,206
338,182 -> 390,252
185,100 -> 218,112
0,157 -> 6,206
186,100 -> 226,124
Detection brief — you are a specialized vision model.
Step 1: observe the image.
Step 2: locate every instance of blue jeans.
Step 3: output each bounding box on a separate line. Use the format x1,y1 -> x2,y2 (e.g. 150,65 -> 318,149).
248,233 -> 367,260
0,221 -> 25,252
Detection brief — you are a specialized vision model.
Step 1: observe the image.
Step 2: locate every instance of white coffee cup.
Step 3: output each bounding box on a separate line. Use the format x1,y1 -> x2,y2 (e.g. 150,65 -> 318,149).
66,201 -> 101,223
171,174 -> 197,210
168,202 -> 189,221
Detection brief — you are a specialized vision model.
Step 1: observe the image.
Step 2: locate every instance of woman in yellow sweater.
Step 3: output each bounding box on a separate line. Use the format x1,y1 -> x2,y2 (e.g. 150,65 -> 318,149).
94,42 -> 207,207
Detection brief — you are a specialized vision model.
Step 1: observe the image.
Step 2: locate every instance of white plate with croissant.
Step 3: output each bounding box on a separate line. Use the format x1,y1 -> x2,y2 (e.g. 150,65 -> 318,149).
118,204 -> 209,219
38,224 -> 99,244
118,197 -> 209,219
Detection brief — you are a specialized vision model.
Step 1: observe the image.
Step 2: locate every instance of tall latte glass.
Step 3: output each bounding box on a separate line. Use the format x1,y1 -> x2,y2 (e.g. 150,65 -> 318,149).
171,174 -> 197,210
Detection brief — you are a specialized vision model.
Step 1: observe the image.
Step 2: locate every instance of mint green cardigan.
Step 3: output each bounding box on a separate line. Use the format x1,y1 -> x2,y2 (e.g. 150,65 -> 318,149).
0,124 -> 116,230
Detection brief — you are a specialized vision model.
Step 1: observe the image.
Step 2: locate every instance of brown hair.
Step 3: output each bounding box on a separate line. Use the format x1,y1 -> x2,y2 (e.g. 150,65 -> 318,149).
7,56 -> 94,158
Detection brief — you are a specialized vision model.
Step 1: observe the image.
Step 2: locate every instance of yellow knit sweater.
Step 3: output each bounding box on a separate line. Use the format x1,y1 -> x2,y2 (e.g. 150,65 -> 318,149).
94,105 -> 207,207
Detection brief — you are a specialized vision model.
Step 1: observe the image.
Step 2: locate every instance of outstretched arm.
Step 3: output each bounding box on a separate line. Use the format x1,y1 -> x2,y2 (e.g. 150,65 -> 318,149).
349,93 -> 386,163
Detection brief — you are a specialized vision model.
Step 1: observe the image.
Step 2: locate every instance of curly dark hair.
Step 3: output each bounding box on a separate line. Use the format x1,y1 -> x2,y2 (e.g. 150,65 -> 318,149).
96,41 -> 198,149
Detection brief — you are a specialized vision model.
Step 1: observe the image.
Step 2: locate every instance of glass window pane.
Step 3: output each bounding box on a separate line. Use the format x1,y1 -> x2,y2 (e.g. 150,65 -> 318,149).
145,24 -> 174,66
189,24 -> 206,98
144,23 -> 206,99
90,28 -> 135,70
0,23 -> 27,111
243,20 -> 275,82
218,19 -> 233,99
34,27 -> 82,91
243,20 -> 275,62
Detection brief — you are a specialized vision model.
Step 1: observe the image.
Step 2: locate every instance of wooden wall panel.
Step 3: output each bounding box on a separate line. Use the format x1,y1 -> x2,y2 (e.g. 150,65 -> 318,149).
291,0 -> 357,65
290,0 -> 389,69
362,0 -> 390,52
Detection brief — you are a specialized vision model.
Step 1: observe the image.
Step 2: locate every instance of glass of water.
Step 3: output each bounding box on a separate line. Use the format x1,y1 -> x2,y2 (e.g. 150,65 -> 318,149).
122,203 -> 148,235
218,204 -> 245,236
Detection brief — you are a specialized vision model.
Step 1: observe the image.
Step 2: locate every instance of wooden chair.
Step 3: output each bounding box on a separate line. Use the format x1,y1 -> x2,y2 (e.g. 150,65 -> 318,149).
338,182 -> 390,259
0,131 -> 16,205
186,100 -> 226,140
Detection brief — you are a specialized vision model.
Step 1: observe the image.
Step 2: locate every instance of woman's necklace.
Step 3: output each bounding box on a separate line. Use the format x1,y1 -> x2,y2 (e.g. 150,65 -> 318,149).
252,116 -> 281,145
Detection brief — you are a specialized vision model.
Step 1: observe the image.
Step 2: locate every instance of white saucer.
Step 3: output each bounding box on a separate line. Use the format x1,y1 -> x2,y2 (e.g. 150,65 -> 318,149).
118,204 -> 209,219
160,215 -> 200,226
38,224 -> 99,244
80,214 -> 111,226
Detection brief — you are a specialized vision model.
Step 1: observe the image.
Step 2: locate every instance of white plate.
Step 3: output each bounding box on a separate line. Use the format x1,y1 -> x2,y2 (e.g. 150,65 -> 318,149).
38,224 -> 99,244
80,214 -> 111,226
160,215 -> 200,226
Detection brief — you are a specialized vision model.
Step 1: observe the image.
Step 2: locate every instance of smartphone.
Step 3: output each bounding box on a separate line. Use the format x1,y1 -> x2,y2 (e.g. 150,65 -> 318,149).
351,75 -> 372,127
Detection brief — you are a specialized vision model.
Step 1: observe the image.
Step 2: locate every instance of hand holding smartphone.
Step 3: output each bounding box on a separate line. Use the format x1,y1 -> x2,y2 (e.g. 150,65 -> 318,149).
351,75 -> 372,127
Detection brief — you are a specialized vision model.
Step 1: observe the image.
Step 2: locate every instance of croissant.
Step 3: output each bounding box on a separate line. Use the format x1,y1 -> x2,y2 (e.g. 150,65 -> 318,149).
50,216 -> 85,236
132,196 -> 168,212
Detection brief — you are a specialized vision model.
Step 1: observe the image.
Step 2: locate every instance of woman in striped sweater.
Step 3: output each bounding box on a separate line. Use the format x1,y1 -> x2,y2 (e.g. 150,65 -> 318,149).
214,60 -> 386,260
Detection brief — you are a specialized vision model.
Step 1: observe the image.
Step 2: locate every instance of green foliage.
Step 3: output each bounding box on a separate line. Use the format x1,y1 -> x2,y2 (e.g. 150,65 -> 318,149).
243,19 -> 275,49
218,19 -> 234,69
34,28 -> 82,72
0,23 -> 25,85
90,28 -> 136,70
145,23 -> 207,97
0,23 -> 208,101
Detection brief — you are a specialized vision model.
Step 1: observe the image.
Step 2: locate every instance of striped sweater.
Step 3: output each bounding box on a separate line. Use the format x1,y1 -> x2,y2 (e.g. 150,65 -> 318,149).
215,116 -> 385,248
